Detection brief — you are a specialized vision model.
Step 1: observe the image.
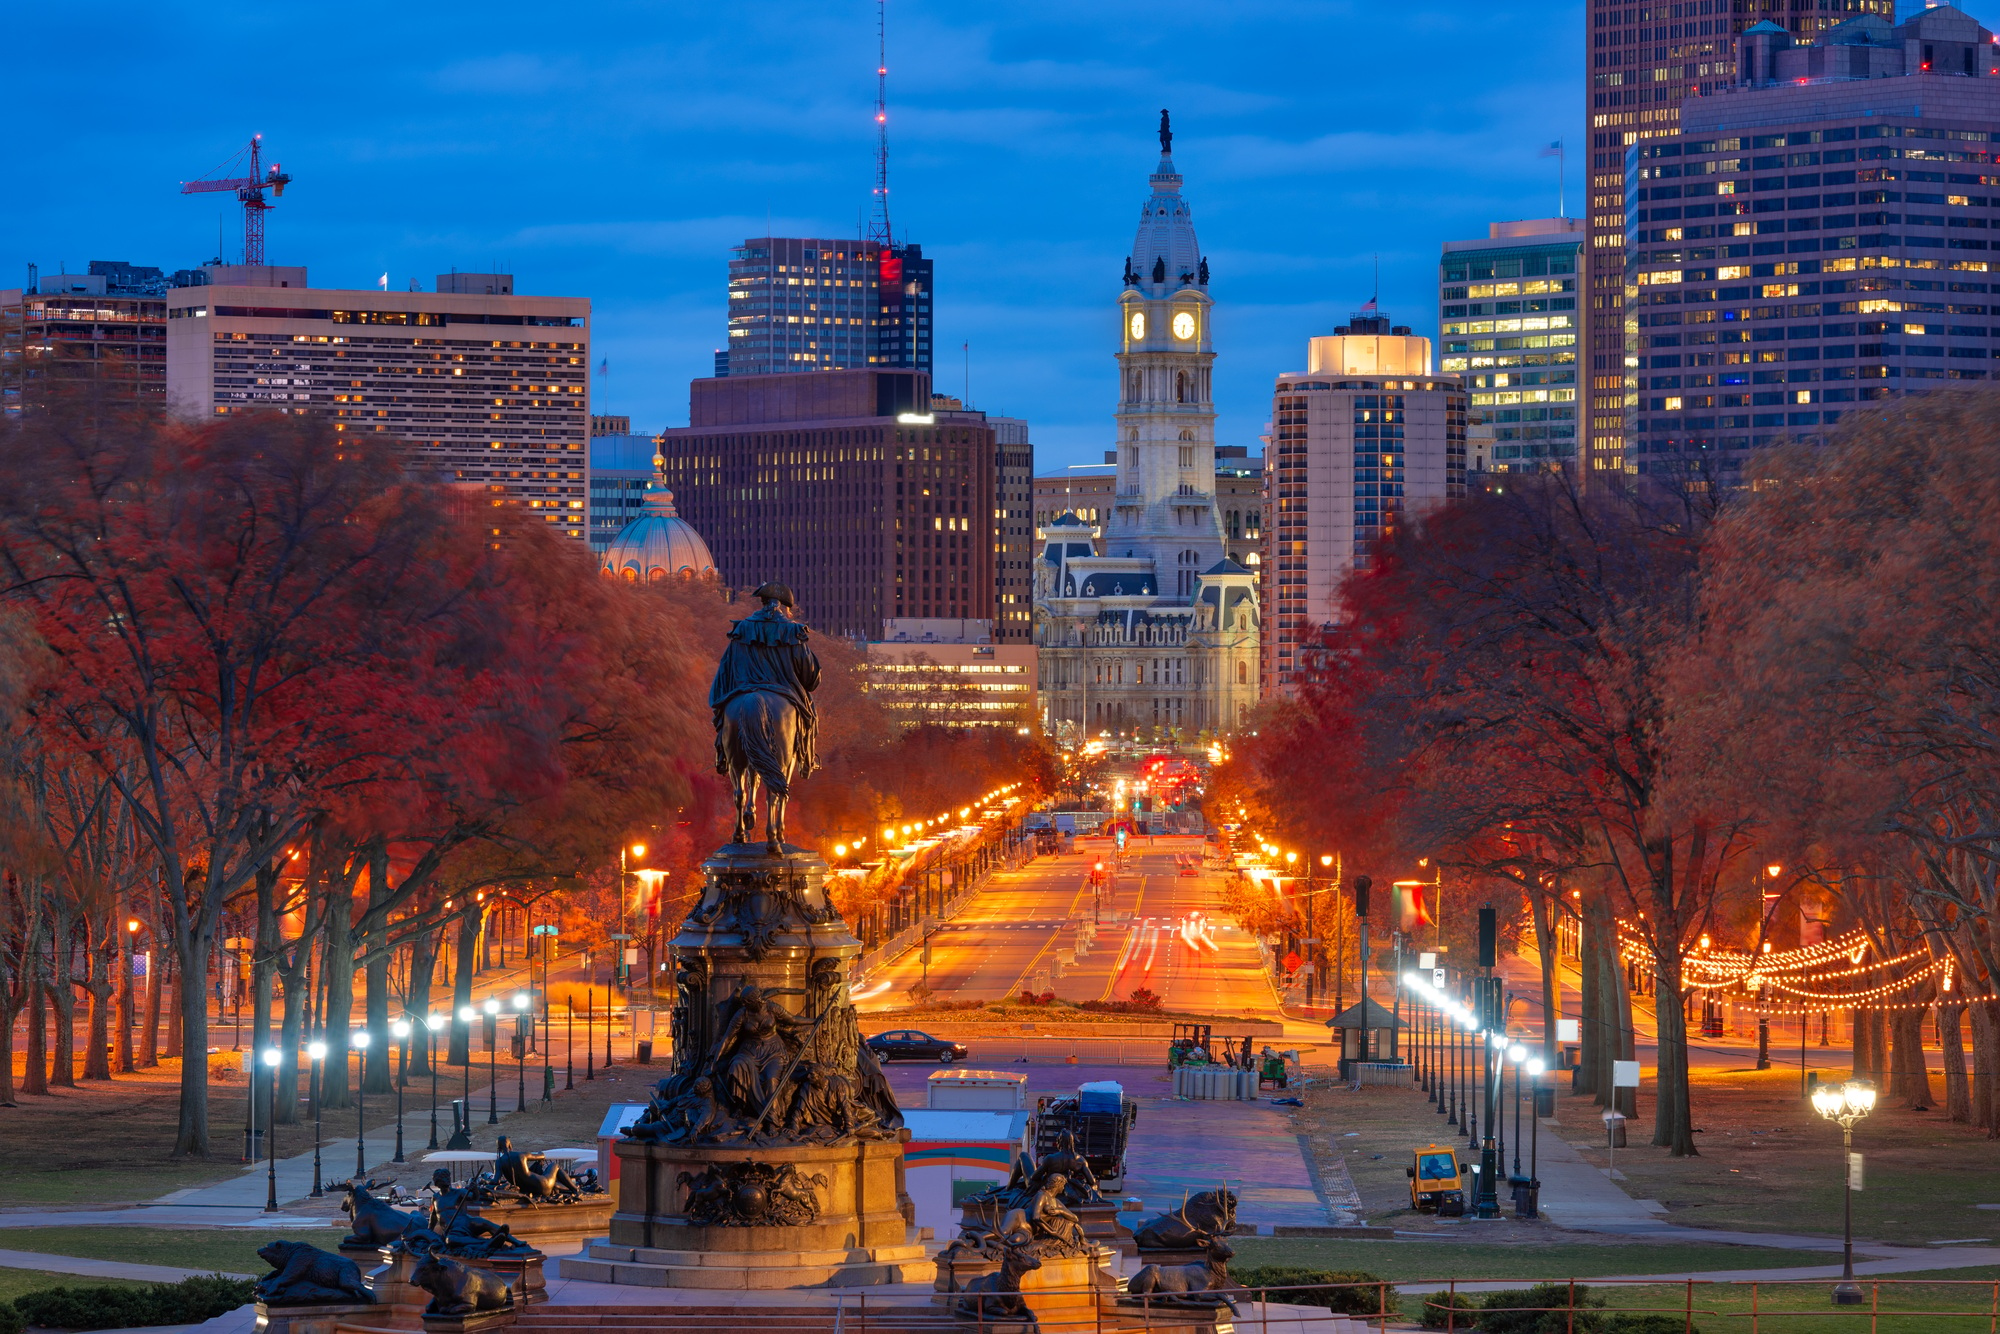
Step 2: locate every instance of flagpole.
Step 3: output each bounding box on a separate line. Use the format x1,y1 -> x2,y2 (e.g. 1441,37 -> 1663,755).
1560,141 -> 1567,219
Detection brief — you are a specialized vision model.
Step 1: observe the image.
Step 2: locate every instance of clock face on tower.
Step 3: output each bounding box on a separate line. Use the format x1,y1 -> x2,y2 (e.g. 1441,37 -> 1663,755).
1172,311 -> 1196,340
1128,310 -> 1147,340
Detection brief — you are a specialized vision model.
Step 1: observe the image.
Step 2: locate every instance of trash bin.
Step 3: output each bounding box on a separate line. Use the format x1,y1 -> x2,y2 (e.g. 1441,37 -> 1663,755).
1604,1110 -> 1628,1148
1534,1085 -> 1557,1117
636,1039 -> 653,1065
1514,1179 -> 1541,1218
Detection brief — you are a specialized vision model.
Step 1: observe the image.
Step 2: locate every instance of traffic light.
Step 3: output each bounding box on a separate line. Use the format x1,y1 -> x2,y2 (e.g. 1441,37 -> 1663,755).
1353,875 -> 1371,918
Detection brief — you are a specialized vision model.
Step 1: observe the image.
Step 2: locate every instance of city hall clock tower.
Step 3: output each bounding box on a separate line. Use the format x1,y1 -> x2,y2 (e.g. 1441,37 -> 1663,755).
1109,109 -> 1224,597
1030,113 -> 1260,745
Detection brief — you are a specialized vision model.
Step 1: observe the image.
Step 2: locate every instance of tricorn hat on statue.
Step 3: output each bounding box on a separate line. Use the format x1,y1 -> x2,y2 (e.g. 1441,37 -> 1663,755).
753,582 -> 796,608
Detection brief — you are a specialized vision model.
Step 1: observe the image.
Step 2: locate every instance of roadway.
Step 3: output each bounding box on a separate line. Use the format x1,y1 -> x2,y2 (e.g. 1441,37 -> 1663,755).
852,837 -> 1283,1020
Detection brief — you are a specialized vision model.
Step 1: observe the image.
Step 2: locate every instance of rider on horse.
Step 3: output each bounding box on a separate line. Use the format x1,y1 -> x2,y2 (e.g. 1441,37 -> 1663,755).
709,583 -> 821,847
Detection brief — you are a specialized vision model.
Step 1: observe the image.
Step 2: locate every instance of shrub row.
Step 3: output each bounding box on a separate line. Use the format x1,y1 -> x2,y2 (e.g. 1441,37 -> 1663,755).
1230,1266 -> 1393,1316
1417,1283 -> 1700,1334
10,1274 -> 255,1332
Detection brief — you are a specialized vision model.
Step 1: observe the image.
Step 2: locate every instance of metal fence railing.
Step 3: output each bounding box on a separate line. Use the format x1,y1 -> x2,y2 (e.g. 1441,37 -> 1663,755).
771,1277 -> 2000,1334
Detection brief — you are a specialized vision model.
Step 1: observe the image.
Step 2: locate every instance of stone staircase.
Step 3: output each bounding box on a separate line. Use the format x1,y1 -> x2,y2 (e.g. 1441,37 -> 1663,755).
514,1305 -> 963,1334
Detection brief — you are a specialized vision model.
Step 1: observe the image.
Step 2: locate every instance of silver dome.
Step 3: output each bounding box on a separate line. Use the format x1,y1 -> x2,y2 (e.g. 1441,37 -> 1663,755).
601,483 -> 717,582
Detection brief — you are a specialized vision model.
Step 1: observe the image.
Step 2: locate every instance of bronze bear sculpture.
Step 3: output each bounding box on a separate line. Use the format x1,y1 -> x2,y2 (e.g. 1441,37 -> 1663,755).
254,1241 -> 375,1307
408,1251 -> 514,1315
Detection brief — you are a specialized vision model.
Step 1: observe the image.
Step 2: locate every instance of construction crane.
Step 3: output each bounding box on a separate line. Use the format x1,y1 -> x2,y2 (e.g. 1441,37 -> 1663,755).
180,135 -> 292,268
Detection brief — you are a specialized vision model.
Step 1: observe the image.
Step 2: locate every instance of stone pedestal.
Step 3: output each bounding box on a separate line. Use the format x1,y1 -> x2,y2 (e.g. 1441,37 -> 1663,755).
254,1302 -> 378,1334
567,1136 -> 928,1289
935,1252 -> 1108,1334
417,1309 -> 516,1334
362,1250 -> 430,1331
466,1196 -> 614,1252
471,1254 -> 545,1307
1076,1200 -> 1131,1242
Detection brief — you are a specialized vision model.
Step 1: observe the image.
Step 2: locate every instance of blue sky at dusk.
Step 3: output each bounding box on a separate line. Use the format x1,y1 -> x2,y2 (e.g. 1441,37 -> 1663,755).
9,1 -> 1587,469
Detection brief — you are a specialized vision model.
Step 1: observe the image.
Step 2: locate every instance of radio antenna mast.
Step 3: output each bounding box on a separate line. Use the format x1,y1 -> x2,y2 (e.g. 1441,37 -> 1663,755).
868,0 -> 893,247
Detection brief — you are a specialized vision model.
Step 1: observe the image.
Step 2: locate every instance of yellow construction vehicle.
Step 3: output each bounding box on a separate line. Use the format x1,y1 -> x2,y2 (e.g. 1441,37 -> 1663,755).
1405,1144 -> 1467,1216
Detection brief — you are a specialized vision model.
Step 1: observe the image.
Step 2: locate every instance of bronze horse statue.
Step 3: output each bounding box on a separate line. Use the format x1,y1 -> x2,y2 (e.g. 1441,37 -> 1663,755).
710,584 -> 820,851
720,690 -> 802,849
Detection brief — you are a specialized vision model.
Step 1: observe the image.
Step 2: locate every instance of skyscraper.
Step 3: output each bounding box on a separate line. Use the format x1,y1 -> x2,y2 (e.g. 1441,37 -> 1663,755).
1627,6 -> 2000,476
1033,115 -> 1259,742
1438,219 -> 1585,473
719,238 -> 931,377
165,268 -> 590,540
1586,0 -> 1890,476
1261,314 -> 1467,697
652,368 -> 996,640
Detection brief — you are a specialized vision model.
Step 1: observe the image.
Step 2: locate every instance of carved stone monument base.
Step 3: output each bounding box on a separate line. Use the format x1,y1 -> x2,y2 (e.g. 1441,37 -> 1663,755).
564,1237 -> 931,1290
362,1249 -> 431,1331
565,1137 -> 929,1289
470,1253 -> 545,1306
253,1301 -> 378,1334
1076,1200 -> 1132,1241
934,1251 -> 1112,1334
417,1308 -> 518,1334
467,1196 -> 614,1251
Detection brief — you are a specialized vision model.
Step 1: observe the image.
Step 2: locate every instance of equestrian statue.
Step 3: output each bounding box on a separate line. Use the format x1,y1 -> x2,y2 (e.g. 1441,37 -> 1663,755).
709,582 -> 820,851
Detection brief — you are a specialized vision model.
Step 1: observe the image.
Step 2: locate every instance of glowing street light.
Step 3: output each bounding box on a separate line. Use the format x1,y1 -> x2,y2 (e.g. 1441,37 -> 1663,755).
1813,1079 -> 1877,1305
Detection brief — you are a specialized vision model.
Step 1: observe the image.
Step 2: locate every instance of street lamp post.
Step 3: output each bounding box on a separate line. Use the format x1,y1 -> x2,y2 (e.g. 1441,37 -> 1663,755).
1757,862 -> 1782,1071
449,1006 -> 475,1149
307,1040 -> 326,1197
483,998 -> 501,1124
261,1047 -> 281,1212
513,992 -> 530,1112
1812,1079 -> 1877,1306
1504,1048 -> 1520,1176
425,1014 -> 444,1151
353,1030 -> 372,1179
1522,1058 -> 1546,1218
565,1001 -> 575,1091
392,1020 -> 410,1164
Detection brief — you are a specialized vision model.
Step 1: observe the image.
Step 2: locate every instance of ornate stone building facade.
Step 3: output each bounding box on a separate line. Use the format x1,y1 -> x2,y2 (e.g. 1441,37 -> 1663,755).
1034,116 -> 1260,743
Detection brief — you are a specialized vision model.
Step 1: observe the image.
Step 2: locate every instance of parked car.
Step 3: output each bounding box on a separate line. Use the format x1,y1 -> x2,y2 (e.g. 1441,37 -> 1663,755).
866,1029 -> 969,1064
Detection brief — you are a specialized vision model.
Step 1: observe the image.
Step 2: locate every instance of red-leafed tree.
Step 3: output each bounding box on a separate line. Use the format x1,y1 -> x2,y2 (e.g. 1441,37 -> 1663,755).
0,407 -> 542,1154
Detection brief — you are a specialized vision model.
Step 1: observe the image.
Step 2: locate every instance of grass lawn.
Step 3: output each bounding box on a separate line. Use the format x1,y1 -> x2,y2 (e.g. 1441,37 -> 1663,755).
1287,1055 -> 2000,1246
0,1226 -> 346,1277
0,1062 -> 258,1205
1486,1272 -> 2000,1334
0,1269 -> 149,1307
1231,1238 -> 1844,1282
1546,1065 -> 2000,1245
0,1042 -> 649,1205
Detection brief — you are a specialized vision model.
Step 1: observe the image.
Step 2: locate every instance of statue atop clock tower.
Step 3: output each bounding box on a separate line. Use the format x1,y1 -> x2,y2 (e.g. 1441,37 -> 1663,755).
1031,117 -> 1259,744
1110,109 -> 1223,586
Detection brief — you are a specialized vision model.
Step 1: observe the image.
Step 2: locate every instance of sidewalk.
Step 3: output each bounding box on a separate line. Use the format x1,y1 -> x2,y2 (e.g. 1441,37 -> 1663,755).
0,1247 -> 253,1282
155,1077 -> 514,1209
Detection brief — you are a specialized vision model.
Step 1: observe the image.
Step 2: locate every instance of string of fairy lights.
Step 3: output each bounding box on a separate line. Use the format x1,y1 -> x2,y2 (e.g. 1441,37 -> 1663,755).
1615,921 -> 1961,1016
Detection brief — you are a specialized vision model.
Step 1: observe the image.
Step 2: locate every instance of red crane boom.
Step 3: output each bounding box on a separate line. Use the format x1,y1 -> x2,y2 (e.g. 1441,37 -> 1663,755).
180,135 -> 293,268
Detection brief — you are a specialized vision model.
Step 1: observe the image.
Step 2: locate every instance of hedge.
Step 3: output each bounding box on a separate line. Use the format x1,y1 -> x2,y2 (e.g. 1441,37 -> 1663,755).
1230,1266 -> 1391,1316
13,1274 -> 256,1331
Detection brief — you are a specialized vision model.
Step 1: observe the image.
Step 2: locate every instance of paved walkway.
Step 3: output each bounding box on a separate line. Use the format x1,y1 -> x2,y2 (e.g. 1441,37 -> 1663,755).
0,1247 -> 253,1283
155,1078 -> 512,1209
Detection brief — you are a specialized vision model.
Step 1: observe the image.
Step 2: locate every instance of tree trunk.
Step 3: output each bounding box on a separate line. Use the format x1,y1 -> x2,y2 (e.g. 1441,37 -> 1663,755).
1892,1007 -> 1933,1109
48,912 -> 77,1088
405,925 -> 437,1079
320,874 -> 357,1110
1578,893 -> 1609,1101
115,891 -> 134,1075
1532,891 -> 1562,1065
362,843 -> 392,1095
1971,1001 -> 1999,1137
82,913 -> 113,1081
170,920 -> 216,1157
450,908 -> 481,1067
23,940 -> 48,1097
163,952 -> 183,1061
1941,1002 -> 1970,1123
1651,947 -> 1697,1155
